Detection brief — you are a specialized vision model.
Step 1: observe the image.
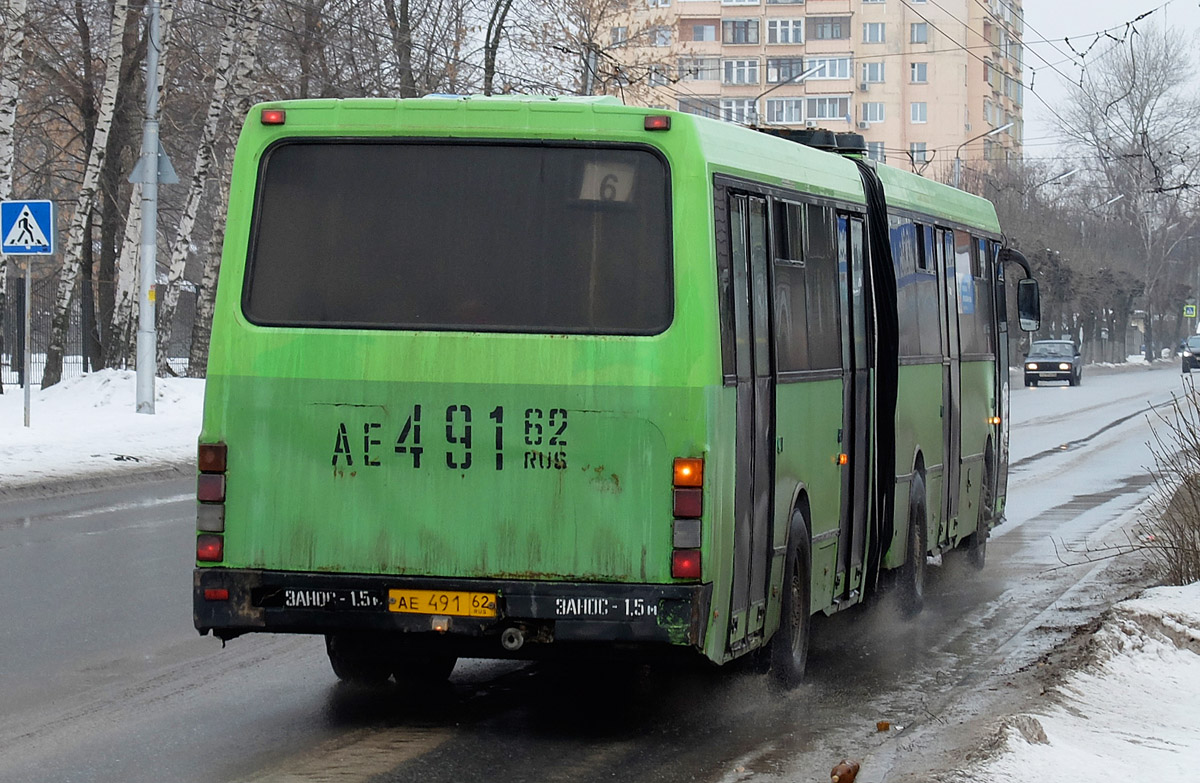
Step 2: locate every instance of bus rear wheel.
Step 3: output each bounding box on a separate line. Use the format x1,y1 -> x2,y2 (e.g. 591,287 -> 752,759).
897,476 -> 928,617
968,453 -> 994,570
769,509 -> 812,689
325,633 -> 392,684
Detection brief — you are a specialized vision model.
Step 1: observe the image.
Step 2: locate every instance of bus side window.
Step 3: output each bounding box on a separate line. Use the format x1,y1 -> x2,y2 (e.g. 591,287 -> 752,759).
804,204 -> 841,370
773,201 -> 810,372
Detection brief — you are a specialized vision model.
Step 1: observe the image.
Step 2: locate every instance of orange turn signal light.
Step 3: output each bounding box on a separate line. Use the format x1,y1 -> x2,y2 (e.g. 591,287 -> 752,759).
988,416 -> 1002,426
837,453 -> 849,466
673,457 -> 704,487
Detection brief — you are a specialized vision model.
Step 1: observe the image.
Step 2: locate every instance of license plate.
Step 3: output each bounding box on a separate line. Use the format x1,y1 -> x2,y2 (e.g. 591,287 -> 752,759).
388,589 -> 498,618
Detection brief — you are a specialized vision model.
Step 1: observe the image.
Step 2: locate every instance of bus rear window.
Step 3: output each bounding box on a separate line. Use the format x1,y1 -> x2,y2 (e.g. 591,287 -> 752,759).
243,141 -> 672,334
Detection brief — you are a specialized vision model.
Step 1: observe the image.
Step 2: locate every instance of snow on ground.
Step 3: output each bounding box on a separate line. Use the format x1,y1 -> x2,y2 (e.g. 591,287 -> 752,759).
964,583 -> 1200,782
0,369 -> 203,489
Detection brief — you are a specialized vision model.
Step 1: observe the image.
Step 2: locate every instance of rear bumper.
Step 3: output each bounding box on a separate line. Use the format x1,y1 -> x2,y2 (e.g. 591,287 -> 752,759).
194,568 -> 712,657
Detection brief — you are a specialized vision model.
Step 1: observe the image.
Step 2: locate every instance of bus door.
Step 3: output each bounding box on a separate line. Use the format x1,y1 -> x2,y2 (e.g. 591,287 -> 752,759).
937,227 -> 962,543
727,193 -> 776,649
836,214 -> 872,601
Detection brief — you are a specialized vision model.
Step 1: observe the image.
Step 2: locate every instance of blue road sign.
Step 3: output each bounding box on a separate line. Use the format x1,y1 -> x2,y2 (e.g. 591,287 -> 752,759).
1,200 -> 55,255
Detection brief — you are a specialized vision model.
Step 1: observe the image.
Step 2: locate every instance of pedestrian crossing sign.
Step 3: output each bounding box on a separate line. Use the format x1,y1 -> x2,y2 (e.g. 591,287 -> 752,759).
1186,304 -> 1197,318
1,200 -> 55,255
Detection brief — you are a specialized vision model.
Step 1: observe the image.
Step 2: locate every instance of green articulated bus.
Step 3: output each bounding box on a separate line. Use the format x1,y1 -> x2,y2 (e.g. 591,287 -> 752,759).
193,96 -> 1040,687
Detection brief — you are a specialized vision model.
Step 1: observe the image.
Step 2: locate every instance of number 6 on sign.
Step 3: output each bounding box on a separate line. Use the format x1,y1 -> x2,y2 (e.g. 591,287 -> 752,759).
577,161 -> 636,202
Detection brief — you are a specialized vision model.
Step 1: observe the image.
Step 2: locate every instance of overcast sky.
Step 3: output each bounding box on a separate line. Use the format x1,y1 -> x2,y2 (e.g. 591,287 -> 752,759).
1022,0 -> 1200,162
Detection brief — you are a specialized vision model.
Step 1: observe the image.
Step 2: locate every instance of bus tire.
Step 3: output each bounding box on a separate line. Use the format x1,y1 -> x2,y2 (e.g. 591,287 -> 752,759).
769,509 -> 812,689
325,633 -> 392,684
898,475 -> 928,617
968,452 -> 994,571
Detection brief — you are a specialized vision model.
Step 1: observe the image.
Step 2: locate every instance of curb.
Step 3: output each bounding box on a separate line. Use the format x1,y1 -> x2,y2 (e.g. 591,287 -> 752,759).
0,461 -> 194,503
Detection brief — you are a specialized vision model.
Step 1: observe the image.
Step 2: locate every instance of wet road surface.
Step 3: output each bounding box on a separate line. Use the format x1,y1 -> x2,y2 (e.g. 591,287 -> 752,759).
0,363 -> 1181,782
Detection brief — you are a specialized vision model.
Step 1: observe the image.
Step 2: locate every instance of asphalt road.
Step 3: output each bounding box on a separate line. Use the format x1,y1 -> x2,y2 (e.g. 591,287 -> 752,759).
0,362 -> 1181,783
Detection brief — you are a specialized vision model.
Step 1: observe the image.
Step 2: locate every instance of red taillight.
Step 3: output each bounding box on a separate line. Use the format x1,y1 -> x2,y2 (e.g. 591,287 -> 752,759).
673,457 -> 704,487
260,108 -> 286,125
197,473 -> 225,502
673,488 -> 702,518
203,588 -> 230,601
198,442 -> 227,473
671,549 -> 701,579
197,534 -> 223,562
644,115 -> 671,131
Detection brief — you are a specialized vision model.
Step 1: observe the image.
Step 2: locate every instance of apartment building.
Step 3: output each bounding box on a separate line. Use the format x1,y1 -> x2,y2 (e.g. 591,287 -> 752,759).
611,0 -> 1024,177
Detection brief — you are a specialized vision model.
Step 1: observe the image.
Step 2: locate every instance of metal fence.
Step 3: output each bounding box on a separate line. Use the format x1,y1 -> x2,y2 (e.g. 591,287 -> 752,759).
1,275 -> 198,388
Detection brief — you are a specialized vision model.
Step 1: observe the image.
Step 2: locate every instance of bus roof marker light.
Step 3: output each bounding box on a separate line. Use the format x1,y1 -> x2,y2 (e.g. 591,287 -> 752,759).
644,115 -> 671,131
673,457 -> 704,487
260,108 -> 286,125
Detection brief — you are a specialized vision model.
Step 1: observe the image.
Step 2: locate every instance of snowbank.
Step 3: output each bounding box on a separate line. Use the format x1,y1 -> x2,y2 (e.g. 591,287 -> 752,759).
969,583 -> 1200,781
0,369 -> 203,489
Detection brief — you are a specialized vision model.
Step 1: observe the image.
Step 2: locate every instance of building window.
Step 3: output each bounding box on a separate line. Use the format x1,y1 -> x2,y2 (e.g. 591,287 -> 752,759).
723,59 -> 760,84
611,27 -> 628,46
721,98 -> 757,124
861,102 -> 885,123
766,0 -> 804,4
678,57 -> 720,81
767,19 -> 804,44
909,142 -> 928,163
863,22 -> 885,43
808,16 -> 850,40
649,65 -> 669,87
806,96 -> 849,120
867,141 -> 886,162
721,0 -> 759,5
910,102 -> 927,123
692,23 -> 717,42
647,0 -> 671,6
723,19 -> 760,44
804,56 -> 852,80
766,97 -> 805,124
653,26 -> 671,46
678,96 -> 720,119
863,0 -> 885,3
910,62 -> 928,83
862,61 -> 885,83
767,58 -> 807,84
911,22 -> 928,43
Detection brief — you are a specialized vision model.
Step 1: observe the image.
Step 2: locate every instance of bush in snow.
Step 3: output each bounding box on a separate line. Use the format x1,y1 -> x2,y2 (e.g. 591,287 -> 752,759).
1143,387 -> 1200,585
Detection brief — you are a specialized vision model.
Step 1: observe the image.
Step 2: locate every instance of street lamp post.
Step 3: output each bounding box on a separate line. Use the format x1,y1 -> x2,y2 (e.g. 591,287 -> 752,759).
748,64 -> 824,126
952,121 -> 1014,189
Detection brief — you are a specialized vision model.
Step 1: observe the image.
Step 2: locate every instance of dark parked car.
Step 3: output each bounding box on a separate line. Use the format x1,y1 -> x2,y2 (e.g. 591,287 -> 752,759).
1182,335 -> 1200,373
1024,340 -> 1081,386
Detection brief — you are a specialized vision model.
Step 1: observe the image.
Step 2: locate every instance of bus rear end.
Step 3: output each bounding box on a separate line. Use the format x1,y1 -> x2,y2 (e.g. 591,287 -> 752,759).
193,99 -> 721,678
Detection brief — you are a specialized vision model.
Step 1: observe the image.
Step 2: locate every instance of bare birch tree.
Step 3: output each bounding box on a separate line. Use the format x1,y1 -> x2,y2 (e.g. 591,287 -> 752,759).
0,0 -> 27,394
105,0 -> 173,369
156,0 -> 262,373
40,0 -> 134,387
188,0 -> 265,375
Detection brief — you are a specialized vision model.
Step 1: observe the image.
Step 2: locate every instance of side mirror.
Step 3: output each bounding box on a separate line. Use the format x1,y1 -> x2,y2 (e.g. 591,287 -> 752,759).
1017,277 -> 1040,332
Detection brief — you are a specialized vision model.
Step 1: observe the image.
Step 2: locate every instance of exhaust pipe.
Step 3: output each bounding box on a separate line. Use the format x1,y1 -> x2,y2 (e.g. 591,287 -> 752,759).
500,626 -> 525,652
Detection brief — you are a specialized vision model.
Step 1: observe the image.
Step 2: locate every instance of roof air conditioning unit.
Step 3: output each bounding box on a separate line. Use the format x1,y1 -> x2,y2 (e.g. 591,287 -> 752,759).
805,119 -> 819,129
857,121 -> 871,130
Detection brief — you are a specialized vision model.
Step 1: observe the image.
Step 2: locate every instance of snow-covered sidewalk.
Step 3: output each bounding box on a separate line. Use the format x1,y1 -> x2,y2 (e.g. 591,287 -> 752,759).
0,369 -> 203,490
961,583 -> 1200,781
